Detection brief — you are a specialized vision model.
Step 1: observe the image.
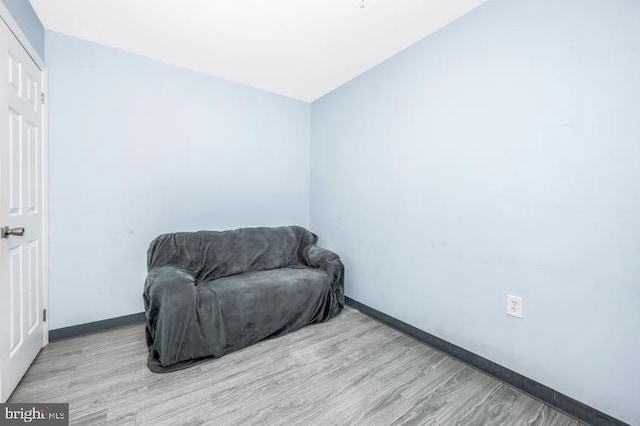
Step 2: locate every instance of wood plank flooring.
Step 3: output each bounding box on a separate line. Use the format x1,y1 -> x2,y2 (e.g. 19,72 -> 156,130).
9,307 -> 582,425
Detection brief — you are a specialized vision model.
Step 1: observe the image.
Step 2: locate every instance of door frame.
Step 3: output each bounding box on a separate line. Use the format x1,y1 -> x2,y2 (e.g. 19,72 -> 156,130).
0,4 -> 49,352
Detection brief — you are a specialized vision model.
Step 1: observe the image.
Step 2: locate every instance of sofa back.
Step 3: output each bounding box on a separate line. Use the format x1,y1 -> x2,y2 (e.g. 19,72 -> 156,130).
147,226 -> 318,281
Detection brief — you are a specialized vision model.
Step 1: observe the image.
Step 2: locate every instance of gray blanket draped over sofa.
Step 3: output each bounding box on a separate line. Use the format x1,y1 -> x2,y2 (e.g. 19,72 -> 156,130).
143,226 -> 344,372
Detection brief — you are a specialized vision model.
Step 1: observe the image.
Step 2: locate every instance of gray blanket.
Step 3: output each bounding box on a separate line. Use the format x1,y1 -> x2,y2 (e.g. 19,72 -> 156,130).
143,226 -> 344,372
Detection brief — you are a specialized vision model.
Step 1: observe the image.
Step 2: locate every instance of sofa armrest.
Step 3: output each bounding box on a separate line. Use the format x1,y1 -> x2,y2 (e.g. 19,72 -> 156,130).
143,266 -> 197,357
302,245 -> 338,270
302,245 -> 345,314
144,266 -> 196,307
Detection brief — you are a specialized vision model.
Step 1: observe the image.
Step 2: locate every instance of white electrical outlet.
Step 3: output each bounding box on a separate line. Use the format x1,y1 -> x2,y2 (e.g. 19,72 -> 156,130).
507,295 -> 523,318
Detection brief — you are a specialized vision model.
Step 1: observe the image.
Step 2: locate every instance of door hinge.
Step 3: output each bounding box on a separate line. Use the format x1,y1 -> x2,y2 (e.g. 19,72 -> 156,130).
40,92 -> 45,104
43,308 -> 47,322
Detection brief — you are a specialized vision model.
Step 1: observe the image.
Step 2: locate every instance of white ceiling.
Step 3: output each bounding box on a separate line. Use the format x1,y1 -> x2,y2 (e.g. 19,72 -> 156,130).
31,0 -> 486,102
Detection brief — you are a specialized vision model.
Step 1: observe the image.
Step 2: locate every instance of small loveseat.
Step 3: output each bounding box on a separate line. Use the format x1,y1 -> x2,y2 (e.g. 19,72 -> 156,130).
143,226 -> 344,372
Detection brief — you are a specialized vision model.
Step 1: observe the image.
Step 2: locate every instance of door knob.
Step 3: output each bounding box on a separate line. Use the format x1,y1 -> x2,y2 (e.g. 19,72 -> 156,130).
1,226 -> 25,238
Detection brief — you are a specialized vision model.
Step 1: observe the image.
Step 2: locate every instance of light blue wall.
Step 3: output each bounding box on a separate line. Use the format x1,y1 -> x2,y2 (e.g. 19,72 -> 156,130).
1,0 -> 44,58
46,31 -> 310,330
311,0 -> 640,423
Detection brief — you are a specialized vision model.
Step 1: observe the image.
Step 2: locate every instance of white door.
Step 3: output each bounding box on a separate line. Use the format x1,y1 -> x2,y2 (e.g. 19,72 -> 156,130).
0,19 -> 45,402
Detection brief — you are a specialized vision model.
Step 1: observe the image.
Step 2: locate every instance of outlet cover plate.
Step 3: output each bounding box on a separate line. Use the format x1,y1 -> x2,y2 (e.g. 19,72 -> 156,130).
507,295 -> 523,318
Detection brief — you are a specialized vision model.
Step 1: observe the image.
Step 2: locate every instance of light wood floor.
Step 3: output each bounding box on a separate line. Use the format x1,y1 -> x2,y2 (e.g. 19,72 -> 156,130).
10,307 -> 581,426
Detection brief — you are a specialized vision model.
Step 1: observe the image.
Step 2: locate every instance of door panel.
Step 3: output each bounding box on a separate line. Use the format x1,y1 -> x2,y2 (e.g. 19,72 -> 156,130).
7,52 -> 20,95
9,245 -> 22,353
27,122 -> 39,214
27,241 -> 39,333
8,109 -> 21,215
0,19 -> 45,402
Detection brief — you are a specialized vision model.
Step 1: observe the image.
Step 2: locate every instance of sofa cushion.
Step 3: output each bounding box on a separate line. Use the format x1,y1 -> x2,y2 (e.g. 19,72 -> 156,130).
195,267 -> 331,351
